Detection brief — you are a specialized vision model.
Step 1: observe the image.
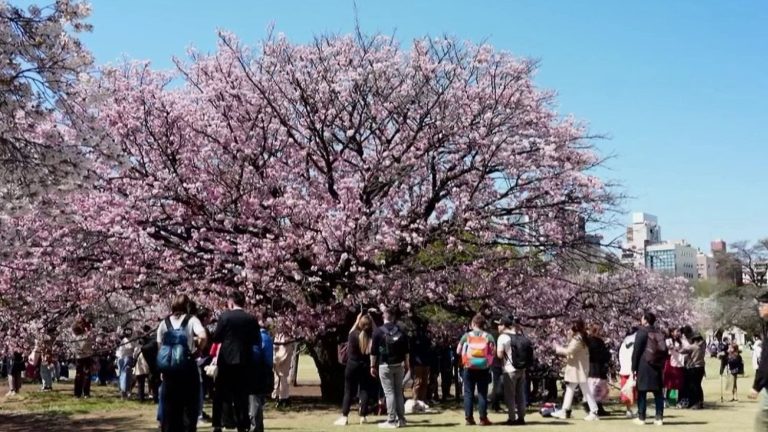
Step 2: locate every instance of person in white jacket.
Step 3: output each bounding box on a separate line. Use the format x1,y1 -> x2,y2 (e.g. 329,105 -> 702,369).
618,327 -> 638,418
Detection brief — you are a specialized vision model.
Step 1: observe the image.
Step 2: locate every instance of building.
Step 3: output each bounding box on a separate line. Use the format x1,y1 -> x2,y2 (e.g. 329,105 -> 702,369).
711,239 -> 727,254
622,213 -> 662,267
696,251 -> 717,280
645,240 -> 699,281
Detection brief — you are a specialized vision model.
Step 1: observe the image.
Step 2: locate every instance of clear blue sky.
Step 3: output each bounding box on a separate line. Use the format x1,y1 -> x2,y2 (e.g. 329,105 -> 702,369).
77,0 -> 767,251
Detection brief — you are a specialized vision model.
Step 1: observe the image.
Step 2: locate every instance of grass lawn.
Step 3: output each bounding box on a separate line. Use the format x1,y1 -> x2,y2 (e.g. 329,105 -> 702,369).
0,356 -> 761,431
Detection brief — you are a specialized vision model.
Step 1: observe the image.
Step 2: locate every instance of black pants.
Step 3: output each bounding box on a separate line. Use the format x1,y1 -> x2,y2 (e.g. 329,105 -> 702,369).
213,365 -> 251,432
74,357 -> 92,397
489,366 -> 503,410
686,367 -> 705,407
137,375 -> 148,402
150,373 -> 162,403
342,361 -> 374,416
637,389 -> 664,421
161,367 -> 200,432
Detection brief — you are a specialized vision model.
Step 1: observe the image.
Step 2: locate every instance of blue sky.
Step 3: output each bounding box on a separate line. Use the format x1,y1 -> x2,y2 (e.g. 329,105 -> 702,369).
77,0 -> 767,251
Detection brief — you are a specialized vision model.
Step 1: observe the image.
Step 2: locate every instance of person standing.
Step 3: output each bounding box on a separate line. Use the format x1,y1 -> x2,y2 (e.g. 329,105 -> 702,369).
749,292 -> 768,431
335,312 -> 376,426
550,319 -> 599,422
371,306 -> 410,429
6,351 -> 24,395
250,324 -> 275,432
754,335 -> 763,374
727,343 -> 744,402
631,312 -> 667,426
157,294 -> 207,432
680,334 -> 706,410
496,315 -> 533,426
211,291 -> 260,432
618,327 -> 638,418
272,332 -> 297,408
409,319 -> 433,409
585,323 -> 611,416
457,314 -> 495,426
116,328 -> 135,400
72,319 -> 94,399
663,328 -> 685,407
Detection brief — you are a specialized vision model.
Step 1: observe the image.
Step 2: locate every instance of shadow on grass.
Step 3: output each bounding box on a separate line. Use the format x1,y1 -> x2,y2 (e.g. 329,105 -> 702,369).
0,412 -> 157,432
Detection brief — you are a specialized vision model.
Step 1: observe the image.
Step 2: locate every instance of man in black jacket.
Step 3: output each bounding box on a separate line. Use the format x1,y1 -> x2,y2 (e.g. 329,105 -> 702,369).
211,291 -> 261,432
632,312 -> 666,426
749,292 -> 768,430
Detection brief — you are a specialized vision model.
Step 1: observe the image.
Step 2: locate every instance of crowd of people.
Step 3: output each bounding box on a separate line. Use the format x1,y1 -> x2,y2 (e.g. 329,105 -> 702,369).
5,293 -> 768,432
331,307 -> 747,428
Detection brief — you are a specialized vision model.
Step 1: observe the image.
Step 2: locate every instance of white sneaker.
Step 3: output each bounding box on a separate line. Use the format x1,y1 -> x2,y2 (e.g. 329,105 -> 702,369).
633,418 -> 646,426
333,416 -> 348,426
551,410 -> 568,420
625,410 -> 635,419
360,416 -> 368,424
654,419 -> 663,426
584,413 -> 599,421
378,421 -> 399,429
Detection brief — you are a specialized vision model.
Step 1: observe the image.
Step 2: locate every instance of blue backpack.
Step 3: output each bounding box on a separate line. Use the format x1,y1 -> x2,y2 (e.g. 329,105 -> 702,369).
253,329 -> 274,368
157,315 -> 193,374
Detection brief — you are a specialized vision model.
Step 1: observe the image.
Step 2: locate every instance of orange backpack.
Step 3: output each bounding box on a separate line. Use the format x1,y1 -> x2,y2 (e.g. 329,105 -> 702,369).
462,332 -> 492,369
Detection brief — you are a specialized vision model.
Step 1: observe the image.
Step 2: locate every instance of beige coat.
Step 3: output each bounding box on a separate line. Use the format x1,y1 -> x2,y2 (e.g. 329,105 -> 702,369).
556,336 -> 589,383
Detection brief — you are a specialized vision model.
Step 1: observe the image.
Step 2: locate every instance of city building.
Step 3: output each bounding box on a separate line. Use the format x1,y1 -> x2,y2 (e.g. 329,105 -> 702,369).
711,239 -> 727,254
696,251 -> 717,280
622,213 -> 662,267
644,240 -> 699,281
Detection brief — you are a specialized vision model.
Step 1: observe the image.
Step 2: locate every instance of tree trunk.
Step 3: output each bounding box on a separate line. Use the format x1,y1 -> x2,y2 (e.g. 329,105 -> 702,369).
307,333 -> 346,403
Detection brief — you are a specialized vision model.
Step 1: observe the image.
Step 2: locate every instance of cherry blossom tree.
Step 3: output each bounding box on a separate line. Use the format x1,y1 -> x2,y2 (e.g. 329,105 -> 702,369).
0,0 -> 92,213
0,30 -> 698,399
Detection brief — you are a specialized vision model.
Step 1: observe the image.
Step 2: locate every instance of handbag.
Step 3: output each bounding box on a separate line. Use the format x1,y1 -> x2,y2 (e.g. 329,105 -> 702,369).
621,376 -> 636,404
204,346 -> 219,379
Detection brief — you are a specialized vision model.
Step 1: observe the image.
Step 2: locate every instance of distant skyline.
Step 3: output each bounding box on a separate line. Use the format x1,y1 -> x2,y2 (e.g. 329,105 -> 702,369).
75,0 -> 767,250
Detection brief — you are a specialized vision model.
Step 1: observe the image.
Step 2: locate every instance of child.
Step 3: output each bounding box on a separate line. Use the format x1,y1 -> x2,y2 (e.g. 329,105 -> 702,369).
726,343 -> 744,402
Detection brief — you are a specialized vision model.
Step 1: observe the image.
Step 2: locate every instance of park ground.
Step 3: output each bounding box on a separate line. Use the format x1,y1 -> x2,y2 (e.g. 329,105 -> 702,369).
0,356 -> 760,431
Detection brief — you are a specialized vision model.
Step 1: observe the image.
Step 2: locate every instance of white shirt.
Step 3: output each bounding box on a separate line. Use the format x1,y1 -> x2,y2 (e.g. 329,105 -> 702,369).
618,333 -> 636,376
496,331 -> 517,373
754,340 -> 763,371
156,314 -> 206,352
116,337 -> 134,359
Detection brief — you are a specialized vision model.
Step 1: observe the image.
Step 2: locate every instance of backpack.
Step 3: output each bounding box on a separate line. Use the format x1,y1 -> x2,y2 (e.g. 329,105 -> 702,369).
462,332 -> 492,370
383,325 -> 407,364
508,334 -> 534,370
157,315 -> 193,374
253,330 -> 274,368
253,329 -> 275,394
643,329 -> 668,367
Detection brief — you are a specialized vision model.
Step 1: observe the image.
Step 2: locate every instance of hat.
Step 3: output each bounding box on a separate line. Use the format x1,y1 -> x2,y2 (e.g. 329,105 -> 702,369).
757,292 -> 768,304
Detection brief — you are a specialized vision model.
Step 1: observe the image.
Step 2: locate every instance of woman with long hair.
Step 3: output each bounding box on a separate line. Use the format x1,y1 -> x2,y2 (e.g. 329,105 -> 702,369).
334,312 -> 376,426
550,319 -> 599,421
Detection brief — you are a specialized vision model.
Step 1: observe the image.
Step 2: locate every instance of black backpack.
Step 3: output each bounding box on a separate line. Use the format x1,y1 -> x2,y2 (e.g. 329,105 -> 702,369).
383,325 -> 407,364
508,334 -> 534,370
644,329 -> 668,367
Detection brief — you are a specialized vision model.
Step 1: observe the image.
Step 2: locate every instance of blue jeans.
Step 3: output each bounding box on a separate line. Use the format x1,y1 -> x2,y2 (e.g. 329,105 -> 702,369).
157,381 -> 164,421
463,368 -> 491,419
117,357 -> 132,395
637,389 -> 664,421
